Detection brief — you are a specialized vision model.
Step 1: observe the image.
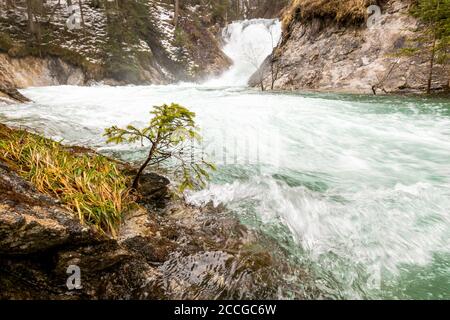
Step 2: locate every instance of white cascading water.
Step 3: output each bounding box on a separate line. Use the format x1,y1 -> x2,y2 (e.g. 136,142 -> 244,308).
206,19 -> 281,86
0,19 -> 449,299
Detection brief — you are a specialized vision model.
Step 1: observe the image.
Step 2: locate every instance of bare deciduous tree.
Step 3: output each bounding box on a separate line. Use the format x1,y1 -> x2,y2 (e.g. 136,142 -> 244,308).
242,40 -> 268,91
268,26 -> 282,90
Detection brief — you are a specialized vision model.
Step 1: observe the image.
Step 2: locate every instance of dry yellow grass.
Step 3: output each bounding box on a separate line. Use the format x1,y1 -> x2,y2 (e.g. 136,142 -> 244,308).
0,125 -> 134,236
282,0 -> 379,31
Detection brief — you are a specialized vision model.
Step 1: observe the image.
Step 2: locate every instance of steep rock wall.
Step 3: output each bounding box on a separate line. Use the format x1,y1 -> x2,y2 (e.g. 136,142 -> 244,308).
250,0 -> 449,94
0,53 -> 85,88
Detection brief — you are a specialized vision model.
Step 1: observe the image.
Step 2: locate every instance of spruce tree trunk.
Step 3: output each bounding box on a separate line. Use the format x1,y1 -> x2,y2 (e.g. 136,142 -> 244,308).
174,0 -> 180,27
79,0 -> 85,27
26,0 -> 34,34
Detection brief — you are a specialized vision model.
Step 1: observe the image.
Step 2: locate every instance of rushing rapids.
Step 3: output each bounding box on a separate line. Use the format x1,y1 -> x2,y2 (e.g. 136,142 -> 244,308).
0,19 -> 449,299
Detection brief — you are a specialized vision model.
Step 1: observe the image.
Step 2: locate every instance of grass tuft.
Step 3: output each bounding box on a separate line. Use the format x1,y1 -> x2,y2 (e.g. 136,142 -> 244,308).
0,126 -> 134,236
282,0 -> 380,31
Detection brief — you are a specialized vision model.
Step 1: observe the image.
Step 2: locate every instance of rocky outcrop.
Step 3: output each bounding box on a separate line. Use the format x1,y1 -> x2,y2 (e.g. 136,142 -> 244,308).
0,85 -> 30,103
0,140 -> 314,299
0,163 -> 96,255
250,0 -> 449,94
0,53 -> 85,88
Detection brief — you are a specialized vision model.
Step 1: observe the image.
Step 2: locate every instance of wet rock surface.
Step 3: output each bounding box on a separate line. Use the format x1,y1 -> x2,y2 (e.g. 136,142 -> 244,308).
138,173 -> 171,208
0,85 -> 30,103
0,163 -> 96,255
0,155 -> 314,300
0,53 -> 85,89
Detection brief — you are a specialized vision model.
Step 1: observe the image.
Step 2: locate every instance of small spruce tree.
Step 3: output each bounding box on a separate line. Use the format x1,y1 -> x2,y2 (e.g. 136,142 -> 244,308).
104,103 -> 215,191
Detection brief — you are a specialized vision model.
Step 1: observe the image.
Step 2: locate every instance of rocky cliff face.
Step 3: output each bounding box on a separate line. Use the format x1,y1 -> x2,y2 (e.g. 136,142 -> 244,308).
0,53 -> 85,88
250,0 -> 449,94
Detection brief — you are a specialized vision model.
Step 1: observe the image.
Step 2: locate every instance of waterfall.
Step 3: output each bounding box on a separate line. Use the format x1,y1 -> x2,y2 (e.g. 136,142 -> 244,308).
206,19 -> 281,87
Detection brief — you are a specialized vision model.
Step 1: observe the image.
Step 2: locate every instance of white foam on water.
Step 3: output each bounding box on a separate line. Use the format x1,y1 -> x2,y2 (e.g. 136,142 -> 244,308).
0,19 -> 449,299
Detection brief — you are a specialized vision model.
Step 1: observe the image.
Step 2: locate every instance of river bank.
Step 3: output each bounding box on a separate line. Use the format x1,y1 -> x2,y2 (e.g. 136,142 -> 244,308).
0,123 -> 313,299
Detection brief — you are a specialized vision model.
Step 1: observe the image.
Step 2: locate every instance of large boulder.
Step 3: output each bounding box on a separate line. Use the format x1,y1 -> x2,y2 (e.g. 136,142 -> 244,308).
0,163 -> 94,255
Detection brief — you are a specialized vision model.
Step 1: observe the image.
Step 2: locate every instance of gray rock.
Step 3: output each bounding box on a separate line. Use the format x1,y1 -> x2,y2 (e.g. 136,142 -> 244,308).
0,53 -> 86,88
0,164 -> 94,255
250,0 -> 449,94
